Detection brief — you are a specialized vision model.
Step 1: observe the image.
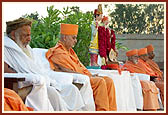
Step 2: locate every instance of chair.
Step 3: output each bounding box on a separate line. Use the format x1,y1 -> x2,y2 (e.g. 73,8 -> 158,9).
4,76 -> 33,102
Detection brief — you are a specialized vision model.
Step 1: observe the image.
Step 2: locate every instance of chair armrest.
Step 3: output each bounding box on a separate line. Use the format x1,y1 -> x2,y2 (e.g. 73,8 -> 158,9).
4,76 -> 33,102
4,77 -> 25,91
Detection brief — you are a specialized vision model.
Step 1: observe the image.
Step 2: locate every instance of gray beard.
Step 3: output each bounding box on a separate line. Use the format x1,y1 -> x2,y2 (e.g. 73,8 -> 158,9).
132,60 -> 138,64
15,38 -> 32,58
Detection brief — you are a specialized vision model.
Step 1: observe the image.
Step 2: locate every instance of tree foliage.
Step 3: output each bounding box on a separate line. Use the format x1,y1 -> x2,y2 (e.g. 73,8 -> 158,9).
107,4 -> 164,34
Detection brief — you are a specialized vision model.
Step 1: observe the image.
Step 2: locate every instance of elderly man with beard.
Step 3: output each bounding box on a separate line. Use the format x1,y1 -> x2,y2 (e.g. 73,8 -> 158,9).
123,49 -> 160,111
4,18 -> 95,111
137,48 -> 159,79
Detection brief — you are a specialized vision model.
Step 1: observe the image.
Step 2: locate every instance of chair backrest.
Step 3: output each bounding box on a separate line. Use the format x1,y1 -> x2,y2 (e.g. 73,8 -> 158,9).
32,48 -> 51,70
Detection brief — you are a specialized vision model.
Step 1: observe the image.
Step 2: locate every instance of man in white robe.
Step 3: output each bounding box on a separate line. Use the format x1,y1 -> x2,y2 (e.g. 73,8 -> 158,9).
4,17 -> 95,111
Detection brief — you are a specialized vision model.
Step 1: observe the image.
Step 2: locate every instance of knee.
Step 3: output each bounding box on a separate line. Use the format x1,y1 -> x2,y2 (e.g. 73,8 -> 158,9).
103,76 -> 114,85
98,77 -> 106,85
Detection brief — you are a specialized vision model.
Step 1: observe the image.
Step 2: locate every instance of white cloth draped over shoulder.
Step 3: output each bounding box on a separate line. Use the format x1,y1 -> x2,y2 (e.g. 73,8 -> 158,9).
4,36 -> 95,111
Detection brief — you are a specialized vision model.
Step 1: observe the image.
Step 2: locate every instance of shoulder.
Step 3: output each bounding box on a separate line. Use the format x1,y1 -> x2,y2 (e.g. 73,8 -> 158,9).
46,43 -> 67,59
50,43 -> 65,53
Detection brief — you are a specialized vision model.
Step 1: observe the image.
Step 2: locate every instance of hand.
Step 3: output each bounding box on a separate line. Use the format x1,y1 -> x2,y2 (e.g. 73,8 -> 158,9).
92,74 -> 99,77
115,50 -> 118,57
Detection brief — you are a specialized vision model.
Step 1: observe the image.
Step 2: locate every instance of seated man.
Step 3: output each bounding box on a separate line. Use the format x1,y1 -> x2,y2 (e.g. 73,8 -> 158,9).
145,44 -> 163,80
4,88 -> 33,111
4,18 -> 93,111
137,48 -> 159,79
123,49 -> 160,111
46,23 -> 117,111
145,44 -> 164,107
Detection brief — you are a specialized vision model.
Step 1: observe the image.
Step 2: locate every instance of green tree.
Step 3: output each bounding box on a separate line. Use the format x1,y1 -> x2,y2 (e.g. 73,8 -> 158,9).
106,4 -> 164,34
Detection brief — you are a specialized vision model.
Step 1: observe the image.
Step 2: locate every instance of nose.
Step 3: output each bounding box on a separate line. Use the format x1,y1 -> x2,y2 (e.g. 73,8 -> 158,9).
74,38 -> 77,43
27,36 -> 31,41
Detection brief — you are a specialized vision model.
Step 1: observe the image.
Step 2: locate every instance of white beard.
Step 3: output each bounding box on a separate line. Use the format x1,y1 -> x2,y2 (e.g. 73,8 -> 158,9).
15,37 -> 32,59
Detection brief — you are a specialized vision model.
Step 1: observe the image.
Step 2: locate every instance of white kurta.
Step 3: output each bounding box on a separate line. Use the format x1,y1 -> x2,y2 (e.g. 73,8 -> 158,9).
4,36 -> 95,111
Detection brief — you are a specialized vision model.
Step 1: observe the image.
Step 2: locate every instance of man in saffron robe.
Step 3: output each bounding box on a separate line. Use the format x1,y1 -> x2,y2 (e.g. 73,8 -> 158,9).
137,48 -> 159,78
145,44 -> 163,80
4,88 -> 33,111
123,49 -> 160,111
46,23 -> 117,111
145,44 -> 164,107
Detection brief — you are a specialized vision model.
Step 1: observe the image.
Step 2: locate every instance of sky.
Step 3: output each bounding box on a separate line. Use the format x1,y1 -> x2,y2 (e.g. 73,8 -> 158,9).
2,2 -> 111,33
2,2 -> 165,33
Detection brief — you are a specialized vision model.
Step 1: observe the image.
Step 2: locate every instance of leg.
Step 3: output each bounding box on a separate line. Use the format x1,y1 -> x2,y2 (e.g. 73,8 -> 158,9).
90,77 -> 109,111
155,81 -> 164,107
103,76 -> 117,111
90,54 -> 98,66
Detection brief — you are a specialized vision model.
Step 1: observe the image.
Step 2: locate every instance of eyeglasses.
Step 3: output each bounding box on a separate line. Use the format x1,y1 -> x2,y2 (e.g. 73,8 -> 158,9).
132,55 -> 138,58
72,35 -> 77,39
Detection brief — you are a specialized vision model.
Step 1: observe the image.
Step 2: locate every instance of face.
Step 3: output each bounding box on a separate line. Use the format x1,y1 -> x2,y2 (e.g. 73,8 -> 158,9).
103,20 -> 109,25
139,54 -> 149,62
148,51 -> 155,59
131,55 -> 139,64
14,25 -> 31,48
96,14 -> 102,21
64,35 -> 77,49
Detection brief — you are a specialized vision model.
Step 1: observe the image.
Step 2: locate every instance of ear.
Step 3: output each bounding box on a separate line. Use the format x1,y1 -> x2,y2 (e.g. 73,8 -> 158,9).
10,31 -> 16,41
63,35 -> 67,41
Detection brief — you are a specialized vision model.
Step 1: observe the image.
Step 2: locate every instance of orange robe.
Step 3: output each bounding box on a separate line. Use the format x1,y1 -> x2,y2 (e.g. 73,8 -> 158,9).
46,42 -> 117,111
146,59 -> 163,79
140,80 -> 160,110
123,61 -> 160,110
4,88 -> 33,111
137,59 -> 158,77
123,60 -> 147,74
146,59 -> 164,106
155,80 -> 164,107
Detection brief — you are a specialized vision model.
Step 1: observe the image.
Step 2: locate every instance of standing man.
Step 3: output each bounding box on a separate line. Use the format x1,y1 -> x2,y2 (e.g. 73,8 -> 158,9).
98,16 -> 118,67
46,23 -> 117,111
89,4 -> 103,66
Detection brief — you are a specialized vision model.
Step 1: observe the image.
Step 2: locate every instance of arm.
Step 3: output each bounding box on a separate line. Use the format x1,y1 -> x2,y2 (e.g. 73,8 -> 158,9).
4,62 -> 17,73
53,63 -> 98,78
53,62 -> 78,73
